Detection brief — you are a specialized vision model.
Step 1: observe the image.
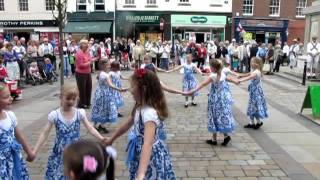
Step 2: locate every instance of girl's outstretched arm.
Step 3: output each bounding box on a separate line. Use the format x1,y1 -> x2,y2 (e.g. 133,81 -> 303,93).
156,67 -> 167,73
226,76 -> 240,85
33,122 -> 54,155
104,116 -> 135,146
106,77 -> 127,92
166,65 -> 182,73
136,121 -> 156,180
15,127 -> 35,162
160,81 -> 186,95
195,67 -> 203,75
187,76 -> 212,95
82,116 -> 104,141
239,72 -> 256,82
237,72 -> 251,78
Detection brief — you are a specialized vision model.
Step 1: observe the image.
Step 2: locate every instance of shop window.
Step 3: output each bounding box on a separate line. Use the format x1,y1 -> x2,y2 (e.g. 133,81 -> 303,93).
180,0 -> 189,2
95,0 -> 105,11
147,0 -> 156,4
46,0 -> 55,11
296,0 -> 307,17
242,0 -> 253,16
269,0 -> 280,16
125,0 -> 135,4
19,0 -> 29,11
178,0 -> 190,6
0,0 -> 4,11
77,0 -> 86,11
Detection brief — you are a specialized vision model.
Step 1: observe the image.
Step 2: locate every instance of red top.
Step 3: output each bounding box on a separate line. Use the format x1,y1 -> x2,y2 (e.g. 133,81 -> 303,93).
76,50 -> 92,74
97,47 -> 109,60
0,66 -> 8,80
197,47 -> 207,58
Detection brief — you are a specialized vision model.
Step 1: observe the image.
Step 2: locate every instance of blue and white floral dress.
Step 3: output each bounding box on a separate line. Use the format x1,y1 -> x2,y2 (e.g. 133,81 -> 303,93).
247,70 -> 268,120
109,71 -> 124,108
126,106 -> 176,180
91,71 -> 118,124
183,63 -> 199,96
0,111 -> 29,180
207,73 -> 235,133
45,108 -> 86,180
222,67 -> 234,104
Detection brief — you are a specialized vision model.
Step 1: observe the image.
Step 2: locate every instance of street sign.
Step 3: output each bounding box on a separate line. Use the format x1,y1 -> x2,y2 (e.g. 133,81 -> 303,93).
301,85 -> 320,117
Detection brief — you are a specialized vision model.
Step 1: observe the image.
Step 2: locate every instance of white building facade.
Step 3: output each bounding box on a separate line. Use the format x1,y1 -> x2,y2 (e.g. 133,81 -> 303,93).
116,0 -> 232,43
0,0 -> 59,42
65,0 -> 115,41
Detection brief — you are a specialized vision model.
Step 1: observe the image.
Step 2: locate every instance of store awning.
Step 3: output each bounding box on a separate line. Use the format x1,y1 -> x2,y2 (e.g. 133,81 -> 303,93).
63,21 -> 112,33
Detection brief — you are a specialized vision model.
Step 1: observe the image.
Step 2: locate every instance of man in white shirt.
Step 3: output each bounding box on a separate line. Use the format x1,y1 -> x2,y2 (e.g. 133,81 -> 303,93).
289,39 -> 299,69
307,36 -> 320,78
40,38 -> 56,71
160,41 -> 170,70
282,42 -> 290,66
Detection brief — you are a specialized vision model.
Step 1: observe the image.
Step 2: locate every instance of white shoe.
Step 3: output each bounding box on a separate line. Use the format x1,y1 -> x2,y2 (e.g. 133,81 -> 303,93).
15,95 -> 23,101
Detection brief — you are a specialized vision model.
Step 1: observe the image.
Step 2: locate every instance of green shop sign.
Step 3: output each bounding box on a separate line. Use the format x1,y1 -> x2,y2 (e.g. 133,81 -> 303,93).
125,15 -> 160,24
171,15 -> 226,26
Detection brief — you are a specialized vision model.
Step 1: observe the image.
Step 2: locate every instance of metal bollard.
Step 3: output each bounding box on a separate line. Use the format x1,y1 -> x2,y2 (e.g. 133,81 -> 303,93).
302,61 -> 307,86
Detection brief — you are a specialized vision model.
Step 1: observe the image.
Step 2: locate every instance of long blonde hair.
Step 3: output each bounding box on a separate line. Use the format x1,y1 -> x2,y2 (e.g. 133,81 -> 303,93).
251,57 -> 263,72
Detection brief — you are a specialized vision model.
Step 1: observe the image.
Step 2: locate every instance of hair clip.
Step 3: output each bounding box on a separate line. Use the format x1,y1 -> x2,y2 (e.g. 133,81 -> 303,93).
83,155 -> 98,173
135,68 -> 147,78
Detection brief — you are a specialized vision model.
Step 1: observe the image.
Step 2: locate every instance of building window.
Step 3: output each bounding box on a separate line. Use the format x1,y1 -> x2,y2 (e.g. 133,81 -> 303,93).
0,0 -> 4,11
147,0 -> 156,4
180,0 -> 189,2
19,0 -> 29,11
243,0 -> 253,15
46,0 -> 55,11
296,0 -> 307,17
125,0 -> 135,4
269,0 -> 280,16
95,0 -> 104,11
77,0 -> 86,11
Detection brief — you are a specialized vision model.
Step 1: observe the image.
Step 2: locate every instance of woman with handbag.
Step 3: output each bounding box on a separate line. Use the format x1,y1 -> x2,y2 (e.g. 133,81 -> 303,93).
265,44 -> 274,75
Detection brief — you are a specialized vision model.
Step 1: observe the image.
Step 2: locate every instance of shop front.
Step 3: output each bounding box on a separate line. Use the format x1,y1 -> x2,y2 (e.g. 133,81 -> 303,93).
171,14 -> 227,43
0,20 -> 58,42
64,12 -> 114,42
234,18 -> 289,45
115,11 -> 171,44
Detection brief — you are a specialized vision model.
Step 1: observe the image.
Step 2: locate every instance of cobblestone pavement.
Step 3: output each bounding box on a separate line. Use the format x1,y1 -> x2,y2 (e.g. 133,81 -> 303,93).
15,71 -> 319,180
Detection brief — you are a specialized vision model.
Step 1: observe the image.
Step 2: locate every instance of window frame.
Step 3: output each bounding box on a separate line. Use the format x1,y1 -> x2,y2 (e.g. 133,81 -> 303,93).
269,0 -> 281,17
242,0 -> 254,16
19,0 -> 29,11
0,0 -> 4,11
296,0 -> 307,18
180,0 -> 189,2
95,0 -> 105,11
77,0 -> 87,11
125,0 -> 135,4
147,0 -> 156,4
45,0 -> 55,11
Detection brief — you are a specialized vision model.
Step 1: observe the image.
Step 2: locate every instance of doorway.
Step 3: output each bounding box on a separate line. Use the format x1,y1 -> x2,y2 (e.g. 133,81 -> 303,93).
195,33 -> 204,43
256,33 -> 265,44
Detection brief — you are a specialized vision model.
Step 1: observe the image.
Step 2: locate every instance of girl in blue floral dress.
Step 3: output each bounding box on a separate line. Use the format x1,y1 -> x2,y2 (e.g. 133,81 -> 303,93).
91,60 -> 126,133
0,84 -> 34,180
32,85 -> 106,180
109,61 -> 129,117
105,69 -> 177,180
239,57 -> 268,129
167,54 -> 203,107
188,59 -> 239,146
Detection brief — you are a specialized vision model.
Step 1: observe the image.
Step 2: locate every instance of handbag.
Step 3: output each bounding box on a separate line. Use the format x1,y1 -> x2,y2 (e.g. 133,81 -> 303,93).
262,63 -> 270,72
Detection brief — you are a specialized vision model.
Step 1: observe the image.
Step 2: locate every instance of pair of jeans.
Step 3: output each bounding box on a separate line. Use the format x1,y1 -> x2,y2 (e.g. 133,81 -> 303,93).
160,58 -> 169,70
63,56 -> 71,77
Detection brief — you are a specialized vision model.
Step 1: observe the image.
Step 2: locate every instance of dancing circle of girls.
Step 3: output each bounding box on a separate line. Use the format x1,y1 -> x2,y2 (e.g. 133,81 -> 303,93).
0,54 -> 268,180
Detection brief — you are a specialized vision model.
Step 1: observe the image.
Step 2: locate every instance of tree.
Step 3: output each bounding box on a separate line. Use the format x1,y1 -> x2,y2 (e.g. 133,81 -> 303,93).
51,0 -> 67,93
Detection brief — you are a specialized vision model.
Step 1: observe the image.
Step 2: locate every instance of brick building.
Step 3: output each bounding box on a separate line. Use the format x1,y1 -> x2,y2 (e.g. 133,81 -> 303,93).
232,0 -> 315,45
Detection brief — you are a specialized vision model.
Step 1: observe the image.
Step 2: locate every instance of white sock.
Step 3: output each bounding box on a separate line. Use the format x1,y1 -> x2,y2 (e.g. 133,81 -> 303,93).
249,119 -> 255,125
257,119 -> 262,124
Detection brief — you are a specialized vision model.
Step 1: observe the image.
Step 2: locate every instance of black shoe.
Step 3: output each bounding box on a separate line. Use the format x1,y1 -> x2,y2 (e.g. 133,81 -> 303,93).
206,139 -> 217,145
221,136 -> 231,146
244,124 -> 255,128
118,113 -> 123,118
98,125 -> 109,134
191,102 -> 197,106
254,122 -> 263,130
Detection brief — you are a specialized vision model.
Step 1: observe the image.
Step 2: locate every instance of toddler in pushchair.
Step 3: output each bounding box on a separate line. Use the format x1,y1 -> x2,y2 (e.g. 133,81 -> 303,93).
43,58 -> 57,84
28,61 -> 44,85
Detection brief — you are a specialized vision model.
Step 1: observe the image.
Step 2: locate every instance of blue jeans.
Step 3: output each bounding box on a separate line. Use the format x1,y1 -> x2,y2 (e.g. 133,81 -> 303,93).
160,58 -> 169,70
63,56 -> 71,77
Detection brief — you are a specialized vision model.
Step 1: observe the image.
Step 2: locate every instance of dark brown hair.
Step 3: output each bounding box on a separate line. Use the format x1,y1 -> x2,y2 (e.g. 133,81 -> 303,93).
63,140 -> 115,180
110,61 -> 120,71
131,70 -> 168,120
